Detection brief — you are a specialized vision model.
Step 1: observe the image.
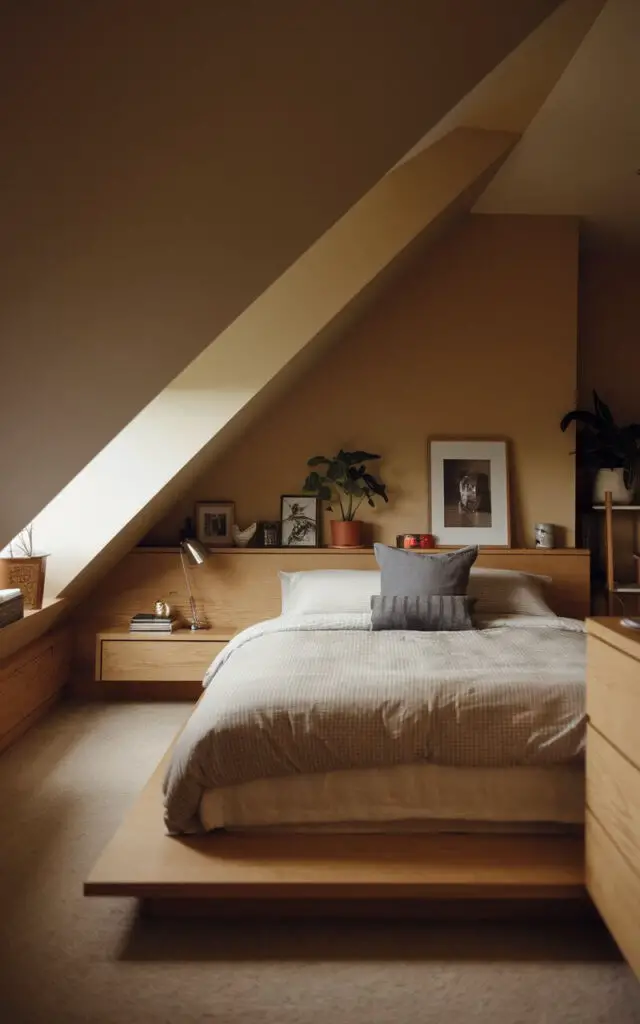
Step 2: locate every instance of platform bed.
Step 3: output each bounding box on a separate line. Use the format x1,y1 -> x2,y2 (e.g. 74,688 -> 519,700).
85,548 -> 589,917
85,743 -> 586,915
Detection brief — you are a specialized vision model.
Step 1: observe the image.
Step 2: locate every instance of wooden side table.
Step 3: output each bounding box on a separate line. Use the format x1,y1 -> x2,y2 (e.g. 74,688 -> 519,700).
95,628 -> 237,698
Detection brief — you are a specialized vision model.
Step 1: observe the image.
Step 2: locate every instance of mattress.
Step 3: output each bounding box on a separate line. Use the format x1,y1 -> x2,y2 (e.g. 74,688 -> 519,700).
199,761 -> 585,832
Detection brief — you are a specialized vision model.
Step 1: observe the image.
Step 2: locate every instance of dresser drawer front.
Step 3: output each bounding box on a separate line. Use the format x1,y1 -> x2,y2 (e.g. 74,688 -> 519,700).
100,640 -> 226,682
587,725 -> 640,871
586,810 -> 640,978
587,634 -> 640,769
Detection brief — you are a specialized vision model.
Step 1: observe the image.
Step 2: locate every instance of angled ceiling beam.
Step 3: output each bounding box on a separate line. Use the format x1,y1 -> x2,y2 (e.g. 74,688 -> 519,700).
397,0 -> 605,164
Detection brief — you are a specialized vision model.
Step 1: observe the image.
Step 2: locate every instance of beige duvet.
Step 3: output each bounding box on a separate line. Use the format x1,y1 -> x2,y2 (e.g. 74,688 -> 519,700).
163,613 -> 586,834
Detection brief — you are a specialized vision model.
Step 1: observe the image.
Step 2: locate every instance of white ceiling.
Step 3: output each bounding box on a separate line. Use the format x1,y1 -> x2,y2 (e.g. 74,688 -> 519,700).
475,0 -> 640,246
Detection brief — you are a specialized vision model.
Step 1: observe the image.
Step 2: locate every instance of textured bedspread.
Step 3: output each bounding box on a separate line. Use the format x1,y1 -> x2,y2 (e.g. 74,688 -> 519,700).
163,614 -> 586,833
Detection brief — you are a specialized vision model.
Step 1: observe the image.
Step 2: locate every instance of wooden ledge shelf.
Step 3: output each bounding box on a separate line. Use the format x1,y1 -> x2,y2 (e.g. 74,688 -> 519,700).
0,597 -> 66,663
135,546 -> 590,556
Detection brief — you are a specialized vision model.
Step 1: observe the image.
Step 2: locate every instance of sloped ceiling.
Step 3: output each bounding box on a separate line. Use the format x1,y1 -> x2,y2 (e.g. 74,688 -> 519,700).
0,0 -> 604,618
475,0 -> 640,246
0,0 -> 562,549
38,126 -> 518,600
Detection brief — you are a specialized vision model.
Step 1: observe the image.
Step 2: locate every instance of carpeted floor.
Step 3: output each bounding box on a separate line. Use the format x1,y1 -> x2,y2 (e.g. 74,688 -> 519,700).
0,702 -> 638,1024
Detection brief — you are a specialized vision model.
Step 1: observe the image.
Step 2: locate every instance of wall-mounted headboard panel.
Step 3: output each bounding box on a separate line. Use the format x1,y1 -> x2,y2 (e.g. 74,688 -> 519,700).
73,547 -> 590,688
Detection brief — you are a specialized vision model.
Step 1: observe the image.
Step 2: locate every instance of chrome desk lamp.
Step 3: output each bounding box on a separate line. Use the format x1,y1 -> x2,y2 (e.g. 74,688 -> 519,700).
179,538 -> 208,630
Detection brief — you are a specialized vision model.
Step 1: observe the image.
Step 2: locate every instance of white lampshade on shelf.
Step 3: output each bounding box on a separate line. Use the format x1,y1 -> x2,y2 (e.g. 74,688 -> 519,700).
179,538 -> 208,629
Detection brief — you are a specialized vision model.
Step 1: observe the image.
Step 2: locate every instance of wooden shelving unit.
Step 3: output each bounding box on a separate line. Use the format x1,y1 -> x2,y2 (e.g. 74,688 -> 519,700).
598,492 -> 640,614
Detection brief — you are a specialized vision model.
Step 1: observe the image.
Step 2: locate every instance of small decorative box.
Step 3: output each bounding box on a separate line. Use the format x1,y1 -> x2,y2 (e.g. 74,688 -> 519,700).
396,534 -> 435,550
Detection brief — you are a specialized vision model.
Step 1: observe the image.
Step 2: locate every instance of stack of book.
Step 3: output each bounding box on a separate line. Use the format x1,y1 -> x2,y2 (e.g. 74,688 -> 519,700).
129,613 -> 180,633
0,588 -> 24,629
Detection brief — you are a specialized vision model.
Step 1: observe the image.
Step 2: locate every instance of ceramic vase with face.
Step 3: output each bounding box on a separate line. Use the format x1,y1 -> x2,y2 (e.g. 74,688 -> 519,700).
534,524 -> 555,549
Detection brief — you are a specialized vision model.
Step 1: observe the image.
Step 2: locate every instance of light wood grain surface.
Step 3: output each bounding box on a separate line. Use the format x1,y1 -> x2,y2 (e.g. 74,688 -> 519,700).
73,547 -> 590,694
99,639 -> 229,682
588,616 -> 640,660
587,725 -> 640,873
586,811 -> 640,978
585,618 -> 640,980
0,628 -> 70,754
586,631 -> 640,770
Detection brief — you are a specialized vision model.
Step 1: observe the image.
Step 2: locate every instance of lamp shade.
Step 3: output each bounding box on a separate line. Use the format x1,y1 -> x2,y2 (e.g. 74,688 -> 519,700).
180,538 -> 208,566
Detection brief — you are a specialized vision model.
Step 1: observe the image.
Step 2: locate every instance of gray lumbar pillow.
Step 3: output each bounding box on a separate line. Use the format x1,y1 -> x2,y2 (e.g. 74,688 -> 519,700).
371,594 -> 476,632
373,543 -> 478,598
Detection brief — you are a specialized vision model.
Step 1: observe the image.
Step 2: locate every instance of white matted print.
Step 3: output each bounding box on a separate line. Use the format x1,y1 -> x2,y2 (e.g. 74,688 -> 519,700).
428,439 -> 511,547
280,495 -> 320,547
195,501 -> 235,547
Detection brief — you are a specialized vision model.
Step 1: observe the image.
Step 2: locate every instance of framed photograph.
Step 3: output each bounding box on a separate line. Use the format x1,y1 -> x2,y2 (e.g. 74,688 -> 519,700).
195,501 -> 235,547
280,495 -> 320,547
428,439 -> 511,547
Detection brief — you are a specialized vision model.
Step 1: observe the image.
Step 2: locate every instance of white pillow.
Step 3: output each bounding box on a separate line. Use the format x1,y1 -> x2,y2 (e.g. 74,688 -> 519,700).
468,568 -> 555,617
279,566 -> 555,618
280,570 -> 381,616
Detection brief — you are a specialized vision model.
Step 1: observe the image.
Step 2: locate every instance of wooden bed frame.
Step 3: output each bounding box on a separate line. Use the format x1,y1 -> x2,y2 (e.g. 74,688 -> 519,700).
85,548 -> 590,914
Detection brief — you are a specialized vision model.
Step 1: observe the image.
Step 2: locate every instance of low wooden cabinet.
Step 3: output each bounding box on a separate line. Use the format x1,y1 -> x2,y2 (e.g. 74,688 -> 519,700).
95,629 -> 236,696
0,628 -> 70,753
586,617 -> 640,979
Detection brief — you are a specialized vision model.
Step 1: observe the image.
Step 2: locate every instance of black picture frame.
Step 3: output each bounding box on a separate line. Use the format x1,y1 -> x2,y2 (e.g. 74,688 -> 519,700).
280,495 -> 320,547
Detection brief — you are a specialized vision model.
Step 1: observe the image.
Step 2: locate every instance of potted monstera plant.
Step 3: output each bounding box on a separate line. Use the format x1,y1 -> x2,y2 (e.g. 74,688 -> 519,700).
303,449 -> 389,547
560,391 -> 640,504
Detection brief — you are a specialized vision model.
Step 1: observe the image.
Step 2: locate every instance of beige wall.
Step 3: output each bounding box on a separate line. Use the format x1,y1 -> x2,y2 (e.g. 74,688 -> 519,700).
0,0 -> 559,549
150,215 -> 579,549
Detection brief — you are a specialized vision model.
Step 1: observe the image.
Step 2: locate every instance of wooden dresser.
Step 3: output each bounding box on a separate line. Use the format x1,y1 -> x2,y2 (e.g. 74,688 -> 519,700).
586,617 -> 640,977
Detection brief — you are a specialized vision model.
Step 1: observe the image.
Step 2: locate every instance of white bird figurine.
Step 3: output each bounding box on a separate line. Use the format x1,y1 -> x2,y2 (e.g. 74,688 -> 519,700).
232,522 -> 257,547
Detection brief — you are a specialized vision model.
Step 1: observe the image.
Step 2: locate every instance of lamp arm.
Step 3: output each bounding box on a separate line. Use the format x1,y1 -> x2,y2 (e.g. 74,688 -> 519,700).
180,547 -> 201,630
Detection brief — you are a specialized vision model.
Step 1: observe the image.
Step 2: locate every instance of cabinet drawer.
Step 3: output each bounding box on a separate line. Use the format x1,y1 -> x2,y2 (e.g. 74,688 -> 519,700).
587,635 -> 640,768
586,810 -> 640,978
587,725 -> 640,871
0,647 -> 54,736
100,640 -> 226,682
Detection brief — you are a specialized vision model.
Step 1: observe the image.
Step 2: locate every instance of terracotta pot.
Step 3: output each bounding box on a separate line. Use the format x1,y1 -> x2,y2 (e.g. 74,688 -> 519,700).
330,520 -> 363,547
0,556 -> 47,610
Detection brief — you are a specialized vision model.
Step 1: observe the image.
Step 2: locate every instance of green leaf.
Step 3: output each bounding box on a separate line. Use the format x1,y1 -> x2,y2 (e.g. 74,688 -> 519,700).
593,391 -> 615,425
343,450 -> 380,465
560,410 -> 600,431
327,459 -> 348,482
307,456 -> 329,466
343,479 -> 365,496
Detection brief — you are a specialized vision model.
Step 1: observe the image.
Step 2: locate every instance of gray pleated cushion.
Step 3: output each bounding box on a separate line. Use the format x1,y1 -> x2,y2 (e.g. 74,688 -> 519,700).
370,594 -> 476,632
373,543 -> 478,598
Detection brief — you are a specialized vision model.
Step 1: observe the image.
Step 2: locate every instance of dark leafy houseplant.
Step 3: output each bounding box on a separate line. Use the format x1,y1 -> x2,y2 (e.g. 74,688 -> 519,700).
560,391 -> 640,490
303,450 -> 389,521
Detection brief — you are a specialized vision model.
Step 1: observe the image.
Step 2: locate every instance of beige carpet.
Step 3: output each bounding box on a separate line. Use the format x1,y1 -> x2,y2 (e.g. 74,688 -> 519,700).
0,702 -> 638,1024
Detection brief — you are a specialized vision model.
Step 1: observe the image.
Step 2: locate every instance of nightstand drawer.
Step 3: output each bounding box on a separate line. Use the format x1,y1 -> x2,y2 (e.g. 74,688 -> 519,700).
587,725 -> 640,869
586,810 -> 640,979
100,639 -> 226,682
587,634 -> 640,768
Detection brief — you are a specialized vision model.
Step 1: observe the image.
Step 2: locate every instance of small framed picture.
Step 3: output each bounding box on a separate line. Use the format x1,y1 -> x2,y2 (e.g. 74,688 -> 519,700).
280,495 -> 320,547
195,501 -> 235,547
428,438 -> 511,547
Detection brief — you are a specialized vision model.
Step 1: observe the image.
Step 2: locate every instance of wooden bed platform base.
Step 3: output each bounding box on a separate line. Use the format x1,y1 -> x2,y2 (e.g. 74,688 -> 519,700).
85,749 -> 586,914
